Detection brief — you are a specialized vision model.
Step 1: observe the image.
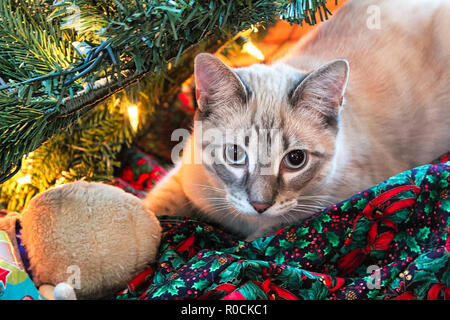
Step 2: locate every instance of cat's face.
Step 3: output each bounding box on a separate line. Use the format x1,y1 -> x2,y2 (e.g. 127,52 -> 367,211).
192,53 -> 349,222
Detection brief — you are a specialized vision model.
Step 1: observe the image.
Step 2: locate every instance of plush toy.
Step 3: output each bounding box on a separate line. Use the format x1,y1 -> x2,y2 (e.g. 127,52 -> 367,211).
0,181 -> 161,299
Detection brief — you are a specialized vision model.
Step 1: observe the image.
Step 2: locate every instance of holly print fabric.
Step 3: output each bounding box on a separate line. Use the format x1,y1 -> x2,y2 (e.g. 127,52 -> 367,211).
116,154 -> 450,300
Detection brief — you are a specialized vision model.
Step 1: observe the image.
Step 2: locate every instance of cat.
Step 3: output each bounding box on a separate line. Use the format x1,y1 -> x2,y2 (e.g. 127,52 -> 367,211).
143,0 -> 450,240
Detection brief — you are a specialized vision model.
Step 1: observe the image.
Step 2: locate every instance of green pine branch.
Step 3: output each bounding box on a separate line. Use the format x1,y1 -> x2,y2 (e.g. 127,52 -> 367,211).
0,0 -> 333,210
0,0 -> 331,182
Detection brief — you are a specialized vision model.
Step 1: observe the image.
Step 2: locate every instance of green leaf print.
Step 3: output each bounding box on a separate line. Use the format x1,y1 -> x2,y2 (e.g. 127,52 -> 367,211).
152,277 -> 185,297
405,237 -> 421,253
326,231 -> 340,247
193,279 -> 211,291
416,227 -> 430,241
441,200 -> 450,212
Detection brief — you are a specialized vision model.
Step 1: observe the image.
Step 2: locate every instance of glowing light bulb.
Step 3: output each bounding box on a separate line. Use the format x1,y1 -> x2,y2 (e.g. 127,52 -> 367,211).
242,41 -> 264,61
127,105 -> 139,132
17,175 -> 31,185
251,24 -> 259,33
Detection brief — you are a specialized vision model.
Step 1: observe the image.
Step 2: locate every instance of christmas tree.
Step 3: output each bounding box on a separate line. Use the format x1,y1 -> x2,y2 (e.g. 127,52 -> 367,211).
0,0 -> 336,211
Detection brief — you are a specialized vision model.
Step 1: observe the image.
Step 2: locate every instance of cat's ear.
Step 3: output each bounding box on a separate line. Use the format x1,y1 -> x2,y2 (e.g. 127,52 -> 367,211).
194,53 -> 247,112
291,59 -> 349,121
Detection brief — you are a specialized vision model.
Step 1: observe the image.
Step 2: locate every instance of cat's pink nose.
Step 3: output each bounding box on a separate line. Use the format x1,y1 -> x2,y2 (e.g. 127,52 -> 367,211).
250,201 -> 271,213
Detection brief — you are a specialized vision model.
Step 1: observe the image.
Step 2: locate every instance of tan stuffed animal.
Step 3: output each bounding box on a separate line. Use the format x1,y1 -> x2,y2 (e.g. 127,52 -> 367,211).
16,181 -> 161,299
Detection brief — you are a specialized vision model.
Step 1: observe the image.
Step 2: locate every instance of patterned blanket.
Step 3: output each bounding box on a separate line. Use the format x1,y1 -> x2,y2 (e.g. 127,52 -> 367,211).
115,150 -> 450,300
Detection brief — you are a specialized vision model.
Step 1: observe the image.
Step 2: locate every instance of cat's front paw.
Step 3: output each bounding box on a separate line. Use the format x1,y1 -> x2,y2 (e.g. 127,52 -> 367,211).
143,188 -> 190,216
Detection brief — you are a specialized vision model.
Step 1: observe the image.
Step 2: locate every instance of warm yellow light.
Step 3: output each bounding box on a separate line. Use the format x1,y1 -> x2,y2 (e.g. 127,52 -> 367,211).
251,24 -> 259,33
17,175 -> 31,185
242,40 -> 264,61
127,105 -> 139,132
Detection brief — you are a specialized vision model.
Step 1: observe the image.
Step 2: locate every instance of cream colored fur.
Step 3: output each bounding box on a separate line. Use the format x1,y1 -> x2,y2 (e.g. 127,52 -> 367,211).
282,0 -> 450,200
144,0 -> 450,239
21,181 -> 161,299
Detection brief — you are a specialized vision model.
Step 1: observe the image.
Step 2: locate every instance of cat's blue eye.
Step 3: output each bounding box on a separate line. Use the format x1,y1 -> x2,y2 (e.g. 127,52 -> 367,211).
224,144 -> 247,166
282,149 -> 307,171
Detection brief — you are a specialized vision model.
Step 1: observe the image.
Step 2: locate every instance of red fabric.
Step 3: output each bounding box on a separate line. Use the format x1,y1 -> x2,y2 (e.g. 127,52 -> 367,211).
362,185 -> 420,219
222,291 -> 247,300
177,235 -> 196,253
391,292 -> 417,300
427,283 -> 450,300
345,185 -> 418,246
176,235 -> 197,258
198,283 -> 237,300
338,219 -> 397,275
324,275 -> 345,293
259,279 -> 299,300
384,198 -> 417,215
128,267 -> 154,291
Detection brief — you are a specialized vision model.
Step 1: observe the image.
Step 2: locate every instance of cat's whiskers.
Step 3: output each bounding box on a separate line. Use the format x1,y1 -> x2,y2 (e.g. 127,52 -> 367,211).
204,197 -> 229,201
297,194 -> 333,199
192,184 -> 226,194
279,211 -> 294,226
206,201 -> 229,210
196,186 -> 235,217
292,205 -> 323,212
294,203 -> 325,209
204,195 -> 242,221
214,205 -> 240,225
297,195 -> 333,202
297,195 -> 335,206
227,207 -> 242,227
290,202 -> 325,217
205,199 -> 233,215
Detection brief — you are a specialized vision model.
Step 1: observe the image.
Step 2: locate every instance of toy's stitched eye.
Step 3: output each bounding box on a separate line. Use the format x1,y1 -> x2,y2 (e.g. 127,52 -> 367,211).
282,150 -> 307,170
224,144 -> 247,166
